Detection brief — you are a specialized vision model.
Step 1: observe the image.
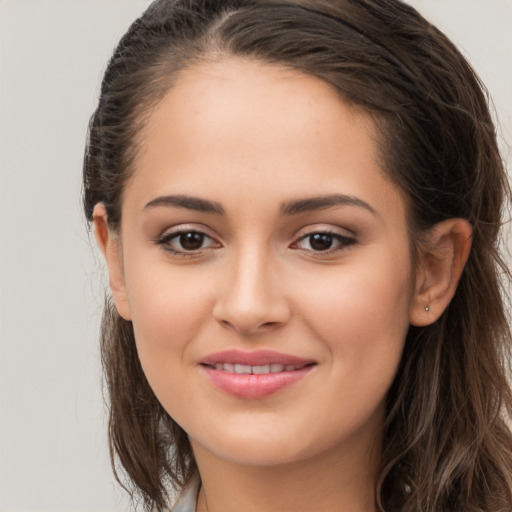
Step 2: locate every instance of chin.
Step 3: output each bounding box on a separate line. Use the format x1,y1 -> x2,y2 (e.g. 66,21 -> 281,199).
188,416 -> 332,468
206,439 -> 312,467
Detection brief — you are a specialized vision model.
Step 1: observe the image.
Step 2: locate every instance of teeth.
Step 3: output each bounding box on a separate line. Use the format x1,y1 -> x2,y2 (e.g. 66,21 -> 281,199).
252,364 -> 270,374
235,364 -> 252,374
211,363 -> 303,374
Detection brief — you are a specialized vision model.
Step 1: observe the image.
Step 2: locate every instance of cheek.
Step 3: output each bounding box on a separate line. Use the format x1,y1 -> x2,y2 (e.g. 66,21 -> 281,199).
124,263 -> 212,383
297,253 -> 413,384
288,257 -> 412,442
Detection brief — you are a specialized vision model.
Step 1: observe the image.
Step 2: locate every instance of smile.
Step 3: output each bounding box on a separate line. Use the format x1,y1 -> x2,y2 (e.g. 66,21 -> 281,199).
205,362 -> 311,374
199,350 -> 316,399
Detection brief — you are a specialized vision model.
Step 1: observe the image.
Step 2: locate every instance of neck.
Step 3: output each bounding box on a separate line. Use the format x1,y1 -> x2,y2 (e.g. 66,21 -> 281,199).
192,433 -> 379,512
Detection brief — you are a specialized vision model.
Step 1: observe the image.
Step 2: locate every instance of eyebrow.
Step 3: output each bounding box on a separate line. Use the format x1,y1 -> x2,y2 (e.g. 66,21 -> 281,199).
143,193 -> 377,217
144,195 -> 225,215
280,194 -> 378,216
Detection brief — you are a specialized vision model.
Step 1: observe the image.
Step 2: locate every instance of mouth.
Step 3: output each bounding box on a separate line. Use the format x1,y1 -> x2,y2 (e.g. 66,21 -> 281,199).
199,350 -> 317,399
201,362 -> 315,374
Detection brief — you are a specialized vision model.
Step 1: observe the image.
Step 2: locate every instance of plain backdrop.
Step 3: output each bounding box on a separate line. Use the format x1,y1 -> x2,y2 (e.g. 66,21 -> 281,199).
0,1 -> 510,511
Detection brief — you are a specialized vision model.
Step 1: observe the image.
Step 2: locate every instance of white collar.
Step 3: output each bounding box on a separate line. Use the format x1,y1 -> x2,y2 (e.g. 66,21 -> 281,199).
172,476 -> 200,512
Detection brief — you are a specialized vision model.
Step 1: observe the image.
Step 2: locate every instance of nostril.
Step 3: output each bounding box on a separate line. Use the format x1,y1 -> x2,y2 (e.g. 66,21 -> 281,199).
260,321 -> 281,329
218,318 -> 285,335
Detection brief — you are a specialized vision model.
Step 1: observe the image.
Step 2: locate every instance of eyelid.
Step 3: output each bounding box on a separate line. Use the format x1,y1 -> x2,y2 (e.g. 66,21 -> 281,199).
154,224 -> 222,255
292,224 -> 356,241
290,225 -> 357,254
156,223 -> 218,240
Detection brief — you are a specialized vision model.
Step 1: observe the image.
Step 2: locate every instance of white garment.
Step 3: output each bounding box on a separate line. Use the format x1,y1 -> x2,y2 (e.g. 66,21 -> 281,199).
172,477 -> 200,512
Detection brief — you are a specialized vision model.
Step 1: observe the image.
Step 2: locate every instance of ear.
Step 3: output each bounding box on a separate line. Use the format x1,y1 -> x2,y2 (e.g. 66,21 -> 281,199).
409,218 -> 472,326
93,203 -> 132,321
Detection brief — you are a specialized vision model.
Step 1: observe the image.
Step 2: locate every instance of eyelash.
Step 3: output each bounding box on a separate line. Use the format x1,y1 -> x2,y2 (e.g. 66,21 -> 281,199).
155,230 -> 219,257
292,231 -> 356,254
155,229 -> 356,257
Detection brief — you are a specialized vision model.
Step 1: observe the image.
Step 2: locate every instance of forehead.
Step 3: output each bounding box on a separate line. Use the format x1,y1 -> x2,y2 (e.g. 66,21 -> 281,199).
125,58 -> 405,224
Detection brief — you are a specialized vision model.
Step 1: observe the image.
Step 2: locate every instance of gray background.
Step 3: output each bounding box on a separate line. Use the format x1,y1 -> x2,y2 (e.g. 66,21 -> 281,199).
0,1 -> 511,511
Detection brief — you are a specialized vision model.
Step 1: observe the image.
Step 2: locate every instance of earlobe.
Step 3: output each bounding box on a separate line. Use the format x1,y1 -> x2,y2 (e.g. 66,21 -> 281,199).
92,204 -> 132,321
409,218 -> 472,327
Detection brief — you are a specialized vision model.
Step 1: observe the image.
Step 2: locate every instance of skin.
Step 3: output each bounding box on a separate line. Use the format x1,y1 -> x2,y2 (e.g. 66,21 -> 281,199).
94,58 -> 472,512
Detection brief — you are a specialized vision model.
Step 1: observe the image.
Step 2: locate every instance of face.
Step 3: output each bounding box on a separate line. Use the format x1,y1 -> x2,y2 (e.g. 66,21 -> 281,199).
104,59 -> 419,468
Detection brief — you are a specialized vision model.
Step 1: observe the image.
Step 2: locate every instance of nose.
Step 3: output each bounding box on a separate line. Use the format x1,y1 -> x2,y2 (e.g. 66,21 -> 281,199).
212,248 -> 292,336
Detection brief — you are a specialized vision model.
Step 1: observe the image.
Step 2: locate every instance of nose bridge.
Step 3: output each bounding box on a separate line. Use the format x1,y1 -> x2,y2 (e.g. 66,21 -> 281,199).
213,241 -> 290,334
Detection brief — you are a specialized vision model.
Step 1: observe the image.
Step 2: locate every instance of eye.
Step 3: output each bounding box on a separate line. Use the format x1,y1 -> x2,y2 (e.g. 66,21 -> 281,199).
294,231 -> 356,253
156,229 -> 219,255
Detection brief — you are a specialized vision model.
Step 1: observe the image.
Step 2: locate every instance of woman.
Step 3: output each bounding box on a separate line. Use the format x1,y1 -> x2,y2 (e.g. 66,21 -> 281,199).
82,0 -> 512,510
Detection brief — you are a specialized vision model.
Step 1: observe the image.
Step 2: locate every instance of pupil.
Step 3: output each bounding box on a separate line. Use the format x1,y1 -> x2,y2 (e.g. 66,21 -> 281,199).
180,232 -> 204,250
310,233 -> 333,251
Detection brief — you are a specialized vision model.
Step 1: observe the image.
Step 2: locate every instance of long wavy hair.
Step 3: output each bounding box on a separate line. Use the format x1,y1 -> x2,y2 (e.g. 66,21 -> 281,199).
82,1 -> 512,510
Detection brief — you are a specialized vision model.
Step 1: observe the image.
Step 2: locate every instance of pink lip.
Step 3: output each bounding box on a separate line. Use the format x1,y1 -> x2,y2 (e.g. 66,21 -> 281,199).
199,350 -> 316,400
200,349 -> 315,367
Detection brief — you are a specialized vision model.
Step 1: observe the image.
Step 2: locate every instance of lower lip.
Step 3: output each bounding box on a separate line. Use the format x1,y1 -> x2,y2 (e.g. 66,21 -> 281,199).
201,365 -> 315,399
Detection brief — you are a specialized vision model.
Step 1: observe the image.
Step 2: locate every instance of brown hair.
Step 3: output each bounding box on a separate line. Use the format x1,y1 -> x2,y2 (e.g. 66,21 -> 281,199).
83,1 -> 512,510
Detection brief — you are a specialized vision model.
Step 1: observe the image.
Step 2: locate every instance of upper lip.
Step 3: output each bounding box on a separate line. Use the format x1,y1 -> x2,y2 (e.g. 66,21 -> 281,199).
200,350 -> 316,367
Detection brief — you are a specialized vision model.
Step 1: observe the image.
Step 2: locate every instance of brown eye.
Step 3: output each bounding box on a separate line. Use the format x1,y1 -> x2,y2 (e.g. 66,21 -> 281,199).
309,233 -> 334,251
179,231 -> 205,251
157,229 -> 219,254
295,231 -> 356,253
